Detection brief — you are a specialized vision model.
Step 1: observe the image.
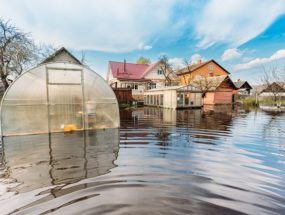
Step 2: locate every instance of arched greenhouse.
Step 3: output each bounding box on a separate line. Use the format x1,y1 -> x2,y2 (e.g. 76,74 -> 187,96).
0,48 -> 120,136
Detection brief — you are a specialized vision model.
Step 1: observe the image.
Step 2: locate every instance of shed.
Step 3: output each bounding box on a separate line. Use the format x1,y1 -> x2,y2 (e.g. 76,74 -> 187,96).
144,85 -> 203,109
202,76 -> 237,105
0,48 -> 120,136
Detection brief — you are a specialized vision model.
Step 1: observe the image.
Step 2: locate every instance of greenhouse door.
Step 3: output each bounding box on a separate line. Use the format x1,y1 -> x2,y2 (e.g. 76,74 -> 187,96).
47,68 -> 84,133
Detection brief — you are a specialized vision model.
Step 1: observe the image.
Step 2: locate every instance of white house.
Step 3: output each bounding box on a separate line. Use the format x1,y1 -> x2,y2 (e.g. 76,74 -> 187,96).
106,60 -> 175,100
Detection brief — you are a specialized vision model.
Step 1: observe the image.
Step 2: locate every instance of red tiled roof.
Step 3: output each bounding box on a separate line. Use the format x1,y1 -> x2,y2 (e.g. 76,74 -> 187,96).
109,61 -> 158,80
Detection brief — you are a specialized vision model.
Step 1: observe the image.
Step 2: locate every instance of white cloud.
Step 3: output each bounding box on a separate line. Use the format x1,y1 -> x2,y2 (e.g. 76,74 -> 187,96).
169,57 -> 184,70
0,0 -> 177,52
234,49 -> 285,71
138,43 -> 152,50
190,54 -> 203,64
195,0 -> 285,48
222,48 -> 242,61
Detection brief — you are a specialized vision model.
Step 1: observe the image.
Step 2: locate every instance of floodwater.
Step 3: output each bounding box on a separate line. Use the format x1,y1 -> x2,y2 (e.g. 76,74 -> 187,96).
0,106 -> 285,215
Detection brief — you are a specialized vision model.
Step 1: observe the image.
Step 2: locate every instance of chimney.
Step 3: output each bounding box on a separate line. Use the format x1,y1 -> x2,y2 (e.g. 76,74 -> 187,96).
197,59 -> 202,64
124,59 -> 126,73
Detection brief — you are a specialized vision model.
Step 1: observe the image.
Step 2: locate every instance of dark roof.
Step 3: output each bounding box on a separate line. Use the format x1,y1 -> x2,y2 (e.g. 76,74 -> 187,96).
40,47 -> 82,65
261,82 -> 285,93
233,81 -> 252,89
176,60 -> 230,76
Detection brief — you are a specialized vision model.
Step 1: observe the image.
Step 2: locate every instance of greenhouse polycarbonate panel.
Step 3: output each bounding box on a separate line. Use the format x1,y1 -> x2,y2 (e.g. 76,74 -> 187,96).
48,85 -> 84,133
1,62 -> 119,136
48,69 -> 82,84
84,69 -> 115,101
91,103 -> 120,128
3,70 -> 47,103
1,104 -> 48,136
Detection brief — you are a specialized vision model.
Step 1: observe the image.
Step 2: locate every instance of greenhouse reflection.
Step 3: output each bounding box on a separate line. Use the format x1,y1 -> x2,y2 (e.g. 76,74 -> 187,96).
2,129 -> 119,193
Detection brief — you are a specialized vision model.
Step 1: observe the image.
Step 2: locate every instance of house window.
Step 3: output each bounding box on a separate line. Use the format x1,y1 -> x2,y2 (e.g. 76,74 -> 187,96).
149,83 -> 156,89
209,72 -> 214,77
131,84 -> 138,89
208,64 -> 214,70
177,92 -> 184,106
160,94 -> 163,106
157,69 -> 163,75
184,92 -> 190,106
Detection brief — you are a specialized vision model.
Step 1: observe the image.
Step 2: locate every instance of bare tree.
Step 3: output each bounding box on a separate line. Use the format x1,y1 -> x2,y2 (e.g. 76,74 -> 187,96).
260,65 -> 285,106
36,43 -> 58,62
0,19 -> 37,89
136,56 -> 151,64
180,59 -> 221,97
179,59 -> 194,86
158,55 -> 177,86
194,76 -> 223,97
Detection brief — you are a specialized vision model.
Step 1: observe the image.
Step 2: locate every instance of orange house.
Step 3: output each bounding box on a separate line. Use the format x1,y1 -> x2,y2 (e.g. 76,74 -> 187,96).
177,59 -> 230,85
177,60 -> 237,105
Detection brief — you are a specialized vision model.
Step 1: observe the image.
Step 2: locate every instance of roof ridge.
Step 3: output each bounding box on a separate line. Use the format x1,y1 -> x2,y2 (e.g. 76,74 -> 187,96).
109,60 -> 150,66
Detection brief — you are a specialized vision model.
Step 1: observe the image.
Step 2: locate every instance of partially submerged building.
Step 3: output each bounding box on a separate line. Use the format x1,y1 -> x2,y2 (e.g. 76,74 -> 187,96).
144,85 -> 203,109
200,76 -> 237,105
0,47 -> 120,136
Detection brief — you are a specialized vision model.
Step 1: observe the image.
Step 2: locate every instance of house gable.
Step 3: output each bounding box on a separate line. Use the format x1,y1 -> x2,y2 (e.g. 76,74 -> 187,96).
216,77 -> 237,91
234,81 -> 252,90
40,47 -> 82,65
143,62 -> 167,80
178,60 -> 230,85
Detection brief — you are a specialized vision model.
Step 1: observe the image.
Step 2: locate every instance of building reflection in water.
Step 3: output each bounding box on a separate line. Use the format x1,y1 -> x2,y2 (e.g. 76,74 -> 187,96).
121,105 -> 237,131
2,129 -> 119,193
119,105 -> 241,149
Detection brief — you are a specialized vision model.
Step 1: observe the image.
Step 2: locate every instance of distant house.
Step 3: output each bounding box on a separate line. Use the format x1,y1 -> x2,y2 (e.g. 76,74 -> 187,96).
144,85 -> 203,109
233,80 -> 252,96
176,59 -> 230,85
107,60 -> 175,100
259,82 -> 285,98
201,76 -> 237,105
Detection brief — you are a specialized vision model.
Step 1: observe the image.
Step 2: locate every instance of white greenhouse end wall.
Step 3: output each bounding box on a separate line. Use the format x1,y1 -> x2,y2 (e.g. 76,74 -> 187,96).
0,62 -> 120,136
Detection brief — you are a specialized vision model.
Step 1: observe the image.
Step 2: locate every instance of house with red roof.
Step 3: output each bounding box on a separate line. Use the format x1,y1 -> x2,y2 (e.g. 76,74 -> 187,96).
107,60 -> 175,100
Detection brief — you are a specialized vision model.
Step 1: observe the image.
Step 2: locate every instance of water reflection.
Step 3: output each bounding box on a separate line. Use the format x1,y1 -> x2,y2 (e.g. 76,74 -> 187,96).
1,129 -> 119,193
1,107 -> 285,215
118,106 -> 285,214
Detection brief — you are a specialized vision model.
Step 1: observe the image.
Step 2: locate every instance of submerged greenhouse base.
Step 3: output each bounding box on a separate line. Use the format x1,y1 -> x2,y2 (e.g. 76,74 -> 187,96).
0,62 -> 120,136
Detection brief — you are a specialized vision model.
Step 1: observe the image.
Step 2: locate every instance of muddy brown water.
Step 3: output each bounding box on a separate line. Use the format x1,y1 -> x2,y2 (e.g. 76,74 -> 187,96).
0,106 -> 285,215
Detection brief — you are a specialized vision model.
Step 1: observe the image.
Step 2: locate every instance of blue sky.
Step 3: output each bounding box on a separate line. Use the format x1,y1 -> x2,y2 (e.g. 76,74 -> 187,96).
1,0 -> 285,83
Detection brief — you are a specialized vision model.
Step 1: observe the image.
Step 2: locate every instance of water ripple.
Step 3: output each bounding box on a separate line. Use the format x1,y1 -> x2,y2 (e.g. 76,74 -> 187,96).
0,107 -> 285,214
